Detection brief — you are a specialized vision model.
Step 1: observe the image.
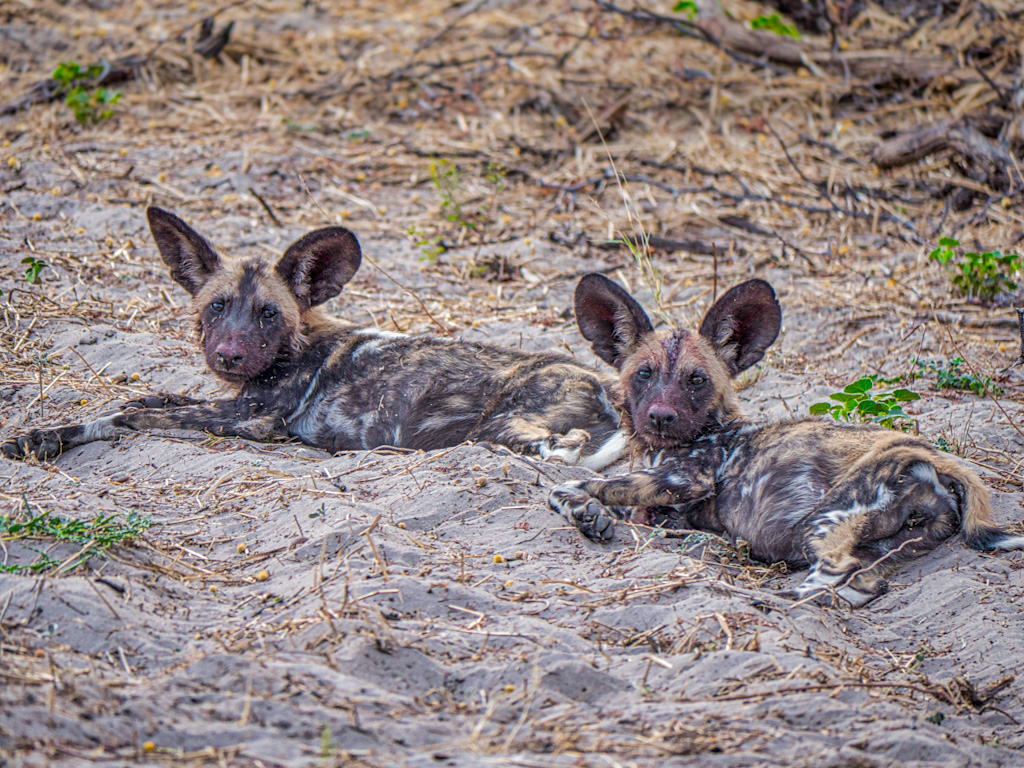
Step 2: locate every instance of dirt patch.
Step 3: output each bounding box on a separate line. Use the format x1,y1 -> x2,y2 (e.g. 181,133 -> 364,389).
2,1 -> 1023,766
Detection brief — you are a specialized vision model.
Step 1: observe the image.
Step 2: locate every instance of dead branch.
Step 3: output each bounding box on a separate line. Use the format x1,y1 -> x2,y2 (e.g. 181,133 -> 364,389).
872,120 -> 1023,210
596,0 -> 953,85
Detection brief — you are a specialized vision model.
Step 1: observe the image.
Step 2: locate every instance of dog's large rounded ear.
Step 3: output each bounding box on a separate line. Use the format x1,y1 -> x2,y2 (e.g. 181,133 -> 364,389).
147,207 -> 221,295
699,279 -> 781,376
276,227 -> 362,310
574,273 -> 655,369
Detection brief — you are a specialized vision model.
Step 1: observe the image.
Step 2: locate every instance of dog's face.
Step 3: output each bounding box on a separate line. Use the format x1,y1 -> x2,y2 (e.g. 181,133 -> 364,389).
574,274 -> 781,449
147,208 -> 361,383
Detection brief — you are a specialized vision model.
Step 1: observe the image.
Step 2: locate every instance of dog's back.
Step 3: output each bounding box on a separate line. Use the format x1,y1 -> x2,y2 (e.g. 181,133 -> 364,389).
283,327 -> 622,461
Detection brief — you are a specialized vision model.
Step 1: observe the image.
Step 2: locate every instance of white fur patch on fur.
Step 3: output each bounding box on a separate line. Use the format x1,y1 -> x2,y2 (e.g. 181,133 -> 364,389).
813,485 -> 894,538
990,534 -> 1024,550
579,430 -> 628,471
910,461 -> 951,501
352,328 -> 407,339
82,415 -> 120,442
286,369 -> 323,423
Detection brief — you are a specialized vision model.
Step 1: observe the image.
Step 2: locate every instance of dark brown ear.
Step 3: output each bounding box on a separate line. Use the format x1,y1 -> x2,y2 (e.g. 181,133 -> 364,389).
275,227 -> 362,310
147,207 -> 221,295
574,273 -> 655,369
699,279 -> 781,376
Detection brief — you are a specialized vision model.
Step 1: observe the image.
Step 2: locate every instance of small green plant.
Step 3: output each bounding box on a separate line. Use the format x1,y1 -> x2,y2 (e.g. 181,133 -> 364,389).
929,237 -> 1020,303
431,159 -> 475,231
22,256 -> 47,284
484,161 -> 506,196
417,159 -> 510,262
673,1 -> 698,20
750,14 -> 800,37
408,225 -> 445,261
319,724 -> 333,759
914,357 -> 1002,397
810,377 -> 921,430
1,500 -> 150,574
52,61 -> 121,124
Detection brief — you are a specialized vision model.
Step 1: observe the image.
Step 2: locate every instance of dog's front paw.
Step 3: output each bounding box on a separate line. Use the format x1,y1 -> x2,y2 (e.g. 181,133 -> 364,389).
121,392 -> 204,410
1,430 -> 64,461
549,481 -> 617,542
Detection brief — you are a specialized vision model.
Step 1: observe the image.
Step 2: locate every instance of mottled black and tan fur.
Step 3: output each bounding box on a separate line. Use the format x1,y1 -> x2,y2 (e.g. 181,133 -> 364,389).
550,274 -> 1024,606
2,209 -> 626,467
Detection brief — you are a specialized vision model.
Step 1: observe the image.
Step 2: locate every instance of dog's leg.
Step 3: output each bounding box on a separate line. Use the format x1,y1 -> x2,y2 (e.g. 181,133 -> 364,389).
120,392 -> 208,410
795,456 -> 977,607
795,560 -> 887,608
2,399 -> 287,460
549,458 -> 716,541
797,491 -> 898,608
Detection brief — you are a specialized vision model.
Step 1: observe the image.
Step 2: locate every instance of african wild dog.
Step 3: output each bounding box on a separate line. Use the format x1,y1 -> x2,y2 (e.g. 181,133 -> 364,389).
549,274 -> 1024,606
1,208 -> 627,467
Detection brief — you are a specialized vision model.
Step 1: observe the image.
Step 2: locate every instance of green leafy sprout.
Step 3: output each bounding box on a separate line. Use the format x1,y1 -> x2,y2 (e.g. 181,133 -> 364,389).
750,14 -> 800,37
810,376 -> 920,430
52,61 -> 121,124
929,237 -> 1020,303
1,500 -> 151,574
22,256 -> 47,284
408,225 -> 445,261
673,1 -> 698,20
914,357 -> 1002,397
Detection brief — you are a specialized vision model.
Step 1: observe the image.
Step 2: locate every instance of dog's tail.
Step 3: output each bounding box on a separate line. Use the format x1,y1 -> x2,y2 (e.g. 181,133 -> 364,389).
938,456 -> 1024,551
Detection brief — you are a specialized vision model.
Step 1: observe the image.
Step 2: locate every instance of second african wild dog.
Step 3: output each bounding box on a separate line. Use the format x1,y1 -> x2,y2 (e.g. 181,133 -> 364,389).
1,208 -> 626,467
549,273 -> 1024,606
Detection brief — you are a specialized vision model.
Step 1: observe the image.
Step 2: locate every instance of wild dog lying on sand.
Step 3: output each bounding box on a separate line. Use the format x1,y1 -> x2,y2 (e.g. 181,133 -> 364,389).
549,274 -> 1024,606
2,208 -> 626,468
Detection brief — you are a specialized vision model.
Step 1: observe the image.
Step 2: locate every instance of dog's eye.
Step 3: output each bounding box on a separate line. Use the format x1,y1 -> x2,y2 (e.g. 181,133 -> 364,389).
636,367 -> 652,381
690,373 -> 706,386
262,307 -> 277,320
211,301 -> 224,313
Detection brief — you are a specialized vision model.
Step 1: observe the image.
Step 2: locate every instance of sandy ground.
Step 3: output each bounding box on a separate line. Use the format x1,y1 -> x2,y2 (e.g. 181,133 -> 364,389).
3,2 -> 1024,766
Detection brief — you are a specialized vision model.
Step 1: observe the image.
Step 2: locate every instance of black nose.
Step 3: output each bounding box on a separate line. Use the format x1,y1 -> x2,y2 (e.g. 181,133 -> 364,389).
648,409 -> 676,431
217,352 -> 244,369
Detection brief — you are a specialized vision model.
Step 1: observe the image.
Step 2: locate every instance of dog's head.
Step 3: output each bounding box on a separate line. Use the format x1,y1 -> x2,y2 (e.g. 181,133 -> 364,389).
574,274 -> 781,449
147,207 -> 361,384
